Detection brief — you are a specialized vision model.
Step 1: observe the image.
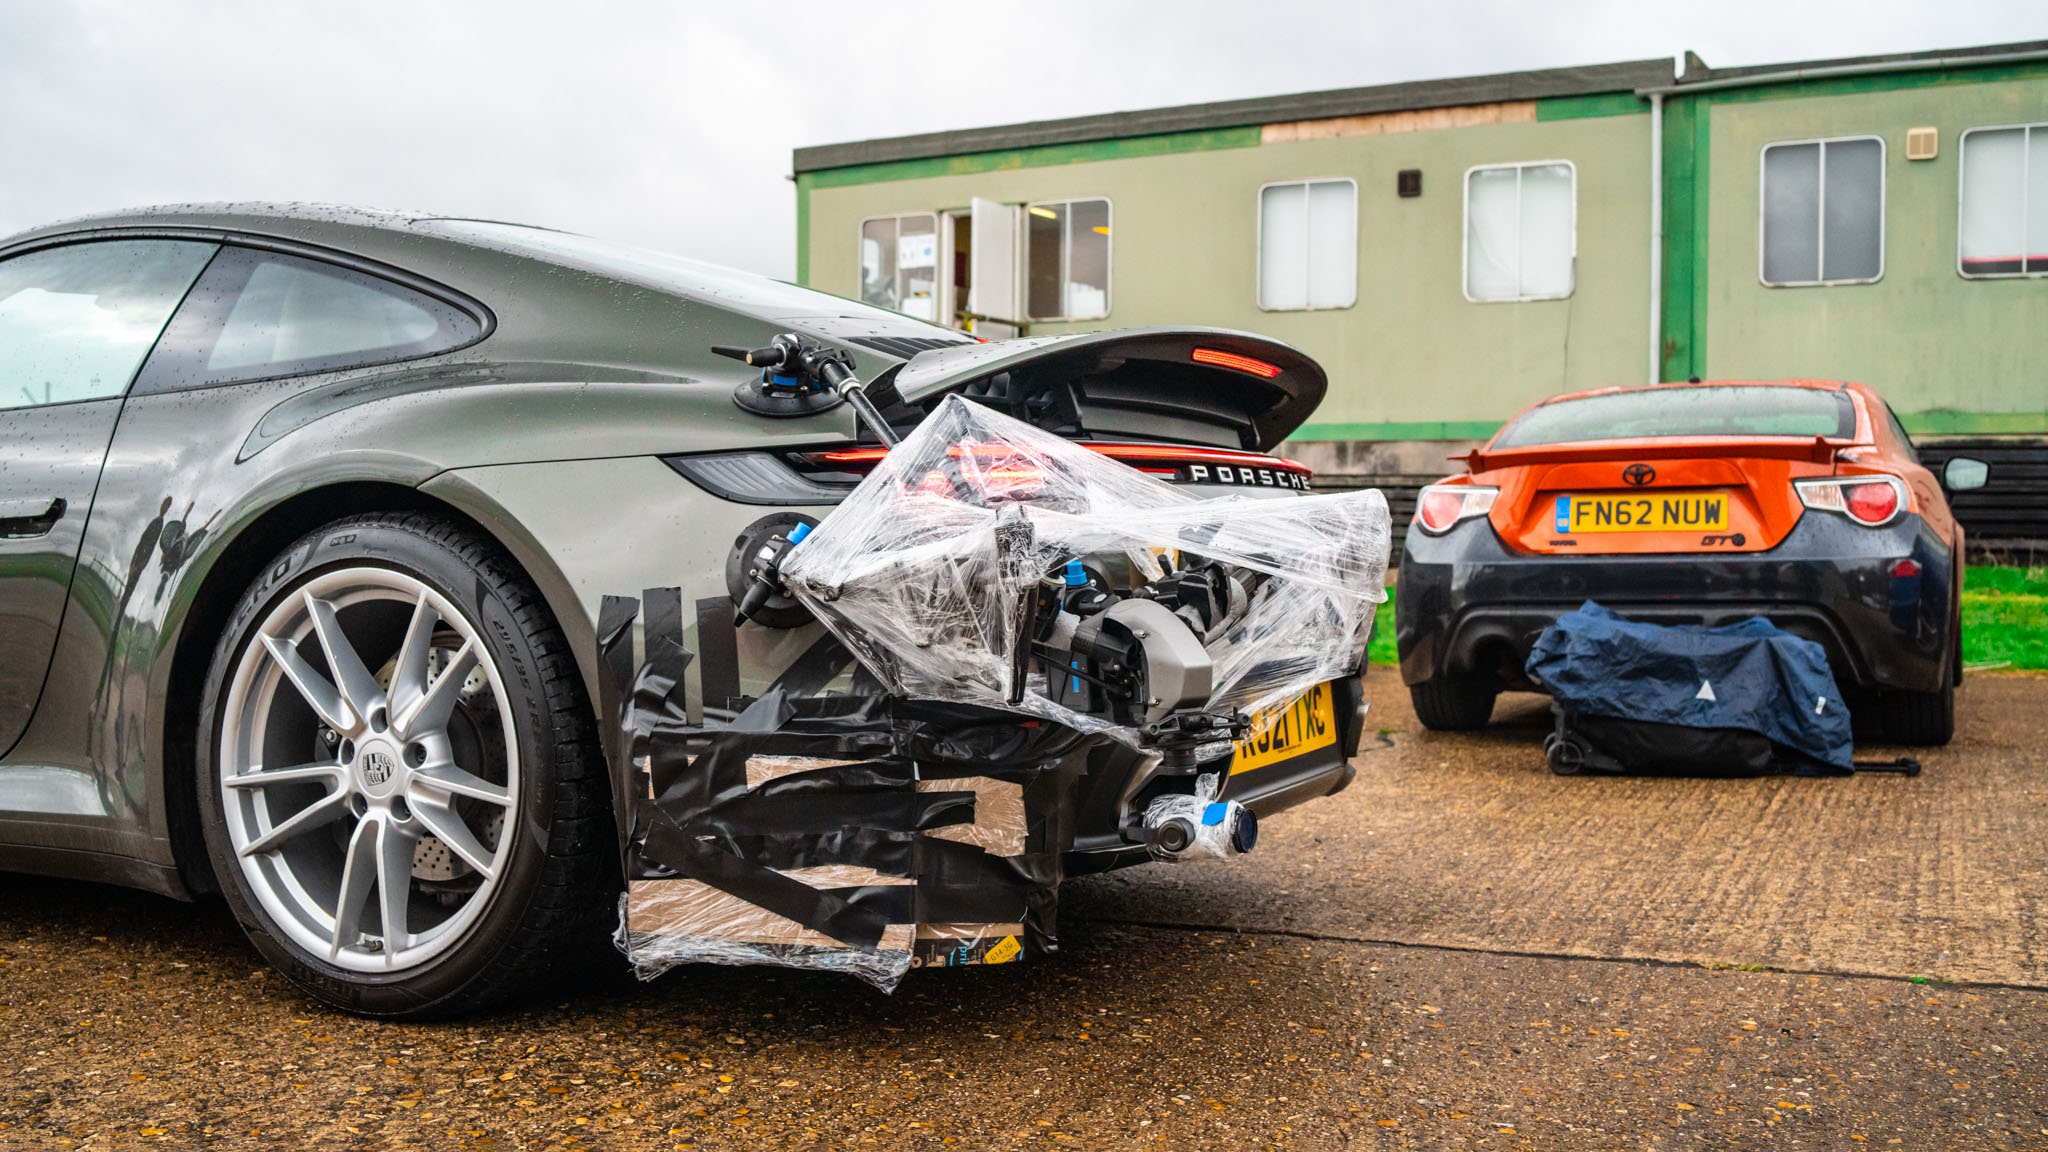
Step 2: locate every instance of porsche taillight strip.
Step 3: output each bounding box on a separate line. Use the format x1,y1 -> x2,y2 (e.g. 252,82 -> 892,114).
1190,348 -> 1282,378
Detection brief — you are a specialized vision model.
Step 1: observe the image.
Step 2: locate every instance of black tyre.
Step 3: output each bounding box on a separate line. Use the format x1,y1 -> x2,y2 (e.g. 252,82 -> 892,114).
195,513 -> 615,1018
1878,681 -> 1956,747
1409,676 -> 1498,731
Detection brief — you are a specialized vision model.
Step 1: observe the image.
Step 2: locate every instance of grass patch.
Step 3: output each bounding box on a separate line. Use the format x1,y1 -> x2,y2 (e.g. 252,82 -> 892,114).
1962,564 -> 2048,670
1369,566 -> 2047,672
1965,564 -> 2048,598
1369,586 -> 1398,667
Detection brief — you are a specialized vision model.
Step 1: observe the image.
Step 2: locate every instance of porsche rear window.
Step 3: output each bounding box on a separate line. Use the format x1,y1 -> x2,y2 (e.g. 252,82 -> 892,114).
1492,386 -> 1855,448
418,218 -> 947,329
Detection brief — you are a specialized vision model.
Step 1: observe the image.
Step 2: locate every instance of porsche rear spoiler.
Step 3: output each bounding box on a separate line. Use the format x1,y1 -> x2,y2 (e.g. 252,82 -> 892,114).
1460,434 -> 1865,473
865,328 -> 1328,453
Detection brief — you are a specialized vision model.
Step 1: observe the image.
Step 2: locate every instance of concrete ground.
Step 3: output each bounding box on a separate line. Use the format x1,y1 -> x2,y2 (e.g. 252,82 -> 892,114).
2,675 -> 2045,1150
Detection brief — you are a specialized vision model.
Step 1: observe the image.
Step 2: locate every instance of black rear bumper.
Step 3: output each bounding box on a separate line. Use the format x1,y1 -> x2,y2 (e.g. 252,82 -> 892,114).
1396,511 -> 1957,695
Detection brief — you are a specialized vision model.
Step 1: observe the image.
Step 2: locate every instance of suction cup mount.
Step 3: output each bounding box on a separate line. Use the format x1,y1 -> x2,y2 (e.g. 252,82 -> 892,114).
717,334 -> 851,418
714,332 -> 902,447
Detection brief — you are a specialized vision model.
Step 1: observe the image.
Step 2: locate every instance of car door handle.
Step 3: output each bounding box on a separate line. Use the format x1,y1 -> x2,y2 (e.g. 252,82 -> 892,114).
0,497 -> 66,538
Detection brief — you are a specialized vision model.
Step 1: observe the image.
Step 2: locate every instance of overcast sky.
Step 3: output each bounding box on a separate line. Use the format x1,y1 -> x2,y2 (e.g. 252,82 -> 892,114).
3,1 -> 2042,279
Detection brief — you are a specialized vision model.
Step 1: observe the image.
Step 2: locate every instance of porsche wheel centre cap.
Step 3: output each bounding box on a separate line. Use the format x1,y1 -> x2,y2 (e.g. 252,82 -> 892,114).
357,743 -> 403,797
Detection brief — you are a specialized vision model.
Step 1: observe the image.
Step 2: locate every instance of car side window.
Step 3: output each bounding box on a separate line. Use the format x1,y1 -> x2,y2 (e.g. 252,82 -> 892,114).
135,246 -> 483,392
1882,403 -> 1920,463
0,240 -> 217,411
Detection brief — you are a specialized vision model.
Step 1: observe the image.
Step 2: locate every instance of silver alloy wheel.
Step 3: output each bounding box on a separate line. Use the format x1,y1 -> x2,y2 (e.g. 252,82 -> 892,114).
218,566 -> 519,974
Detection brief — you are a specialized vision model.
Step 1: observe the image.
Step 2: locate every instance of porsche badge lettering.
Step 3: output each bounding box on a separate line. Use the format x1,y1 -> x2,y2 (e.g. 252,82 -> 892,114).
1181,463 -> 1310,491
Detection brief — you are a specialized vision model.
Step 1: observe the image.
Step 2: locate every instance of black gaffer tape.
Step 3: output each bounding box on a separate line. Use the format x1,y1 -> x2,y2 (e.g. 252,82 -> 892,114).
614,589 -> 1099,955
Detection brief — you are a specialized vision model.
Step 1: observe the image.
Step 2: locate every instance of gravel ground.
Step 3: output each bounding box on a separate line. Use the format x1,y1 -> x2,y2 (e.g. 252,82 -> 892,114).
3,675 -> 2044,1150
1073,674 -> 2048,987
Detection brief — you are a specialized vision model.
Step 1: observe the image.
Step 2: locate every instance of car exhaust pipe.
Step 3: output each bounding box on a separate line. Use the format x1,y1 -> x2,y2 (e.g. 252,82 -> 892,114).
1142,795 -> 1257,861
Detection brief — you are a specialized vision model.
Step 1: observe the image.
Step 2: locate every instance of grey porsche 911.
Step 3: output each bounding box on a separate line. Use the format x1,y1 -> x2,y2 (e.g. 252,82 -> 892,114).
0,204 -> 1372,1016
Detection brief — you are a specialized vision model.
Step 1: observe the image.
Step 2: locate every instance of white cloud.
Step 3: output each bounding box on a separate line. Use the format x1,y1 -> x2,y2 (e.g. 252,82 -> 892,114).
1,0 -> 2041,279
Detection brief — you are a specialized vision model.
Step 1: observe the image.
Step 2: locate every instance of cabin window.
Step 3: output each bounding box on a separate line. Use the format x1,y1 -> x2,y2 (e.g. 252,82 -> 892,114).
1258,179 -> 1357,311
1958,124 -> 2048,278
1760,136 -> 1885,286
857,213 -> 939,320
1463,161 -> 1575,302
1025,198 -> 1111,321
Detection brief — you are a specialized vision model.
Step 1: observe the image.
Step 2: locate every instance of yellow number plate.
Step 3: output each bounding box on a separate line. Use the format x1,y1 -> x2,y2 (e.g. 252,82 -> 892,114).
1556,492 -> 1730,534
1230,682 -> 1338,774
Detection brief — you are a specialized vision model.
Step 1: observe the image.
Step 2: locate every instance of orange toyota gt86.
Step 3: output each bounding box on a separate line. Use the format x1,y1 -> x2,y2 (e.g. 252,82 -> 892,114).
1395,380 -> 1990,745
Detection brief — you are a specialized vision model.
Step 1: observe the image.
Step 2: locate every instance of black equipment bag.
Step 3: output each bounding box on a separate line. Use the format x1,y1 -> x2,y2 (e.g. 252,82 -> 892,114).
1527,602 -> 1915,778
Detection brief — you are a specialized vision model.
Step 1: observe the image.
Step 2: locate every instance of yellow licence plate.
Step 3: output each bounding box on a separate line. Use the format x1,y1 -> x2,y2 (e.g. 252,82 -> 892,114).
1556,492 -> 1730,534
1230,682 -> 1338,774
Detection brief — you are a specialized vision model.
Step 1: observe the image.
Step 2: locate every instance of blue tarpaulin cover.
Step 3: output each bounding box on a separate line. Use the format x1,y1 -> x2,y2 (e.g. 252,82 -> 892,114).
1526,601 -> 1854,771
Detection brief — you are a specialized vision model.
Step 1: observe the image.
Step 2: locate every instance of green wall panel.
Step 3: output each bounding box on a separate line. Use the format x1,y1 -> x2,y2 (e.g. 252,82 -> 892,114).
1701,60 -> 2048,106
1537,91 -> 1648,121
803,128 -> 1263,189
1903,410 -> 2048,436
1290,420 -> 1506,441
795,173 -> 813,286
1658,97 -> 1700,381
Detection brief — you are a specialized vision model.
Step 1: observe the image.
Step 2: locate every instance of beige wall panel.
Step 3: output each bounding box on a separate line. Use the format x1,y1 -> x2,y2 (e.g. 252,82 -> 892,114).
1703,78 -> 2048,422
807,113 -> 1653,434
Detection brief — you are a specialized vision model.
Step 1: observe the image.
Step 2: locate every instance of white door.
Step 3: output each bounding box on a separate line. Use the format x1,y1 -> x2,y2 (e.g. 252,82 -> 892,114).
968,197 -> 1022,339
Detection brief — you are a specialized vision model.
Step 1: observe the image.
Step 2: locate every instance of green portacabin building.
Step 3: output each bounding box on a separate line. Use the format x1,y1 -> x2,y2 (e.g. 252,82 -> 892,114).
792,39 -> 2048,544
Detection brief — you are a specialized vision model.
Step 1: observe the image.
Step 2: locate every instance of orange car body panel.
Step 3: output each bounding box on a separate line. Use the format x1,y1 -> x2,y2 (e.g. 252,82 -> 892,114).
1444,380 -> 1960,558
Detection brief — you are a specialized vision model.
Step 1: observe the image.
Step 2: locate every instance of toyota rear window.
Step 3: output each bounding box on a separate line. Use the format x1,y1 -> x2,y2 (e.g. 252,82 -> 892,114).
1492,386 -> 1856,448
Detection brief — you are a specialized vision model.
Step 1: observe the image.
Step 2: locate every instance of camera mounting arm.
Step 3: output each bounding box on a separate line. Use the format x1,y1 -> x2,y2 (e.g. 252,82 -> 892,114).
714,334 -> 901,447
715,332 -> 906,627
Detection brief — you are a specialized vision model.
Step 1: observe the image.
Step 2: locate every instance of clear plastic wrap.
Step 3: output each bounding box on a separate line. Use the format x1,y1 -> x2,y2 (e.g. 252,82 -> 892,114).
608,393 -> 1387,990
617,879 -> 917,990
617,883 -> 1031,993
778,393 -> 1391,729
1141,772 -> 1254,860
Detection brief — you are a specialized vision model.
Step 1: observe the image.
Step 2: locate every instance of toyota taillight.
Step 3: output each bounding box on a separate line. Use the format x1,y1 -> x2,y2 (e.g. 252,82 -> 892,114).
1414,484 -> 1498,534
1794,475 -> 1907,527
